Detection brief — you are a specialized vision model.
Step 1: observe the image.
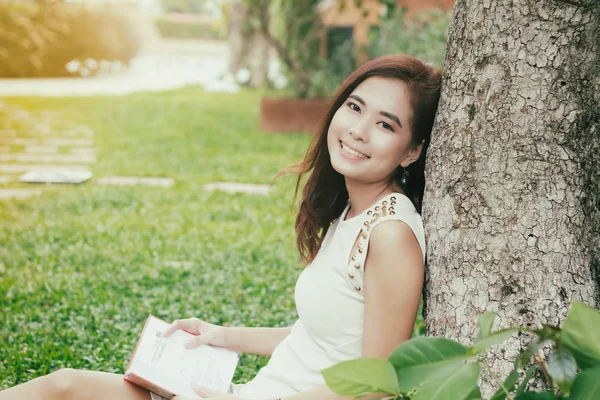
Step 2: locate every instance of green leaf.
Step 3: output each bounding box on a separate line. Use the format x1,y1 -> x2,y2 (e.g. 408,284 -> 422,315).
547,345 -> 577,394
466,385 -> 483,400
515,392 -> 557,400
469,328 -> 521,355
477,312 -> 496,340
490,367 -> 519,400
569,367 -> 600,400
412,362 -> 480,400
321,358 -> 398,397
535,325 -> 561,342
518,337 -> 544,368
389,337 -> 475,392
516,365 -> 537,394
561,301 -> 600,370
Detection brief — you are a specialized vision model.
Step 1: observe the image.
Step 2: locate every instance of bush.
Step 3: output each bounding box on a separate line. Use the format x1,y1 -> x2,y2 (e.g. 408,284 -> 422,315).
324,301 -> 600,400
155,16 -> 223,40
369,7 -> 451,70
0,1 -> 142,78
305,6 -> 451,98
160,0 -> 205,14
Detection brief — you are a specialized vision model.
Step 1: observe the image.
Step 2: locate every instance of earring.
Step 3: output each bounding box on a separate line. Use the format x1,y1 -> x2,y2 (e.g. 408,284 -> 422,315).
400,168 -> 410,186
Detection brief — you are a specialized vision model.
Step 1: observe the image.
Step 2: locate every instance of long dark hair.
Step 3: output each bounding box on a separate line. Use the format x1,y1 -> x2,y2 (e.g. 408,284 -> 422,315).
277,55 -> 442,265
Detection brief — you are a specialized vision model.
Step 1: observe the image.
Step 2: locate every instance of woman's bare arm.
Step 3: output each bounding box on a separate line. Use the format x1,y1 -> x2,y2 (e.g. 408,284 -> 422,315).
225,326 -> 292,356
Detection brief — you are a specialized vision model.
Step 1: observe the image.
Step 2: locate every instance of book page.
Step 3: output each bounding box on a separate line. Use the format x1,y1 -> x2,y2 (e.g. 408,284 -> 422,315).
126,315 -> 239,398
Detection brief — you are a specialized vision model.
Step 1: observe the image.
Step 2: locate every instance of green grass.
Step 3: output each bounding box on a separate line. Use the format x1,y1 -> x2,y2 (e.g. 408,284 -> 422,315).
0,86 -> 423,390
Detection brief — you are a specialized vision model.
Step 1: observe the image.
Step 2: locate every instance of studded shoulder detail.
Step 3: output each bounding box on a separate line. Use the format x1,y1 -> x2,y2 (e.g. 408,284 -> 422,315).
344,192 -> 414,294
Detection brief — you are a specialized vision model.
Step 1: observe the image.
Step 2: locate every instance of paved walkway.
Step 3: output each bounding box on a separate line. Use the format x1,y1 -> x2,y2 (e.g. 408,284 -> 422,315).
0,100 -> 95,199
0,39 -> 229,97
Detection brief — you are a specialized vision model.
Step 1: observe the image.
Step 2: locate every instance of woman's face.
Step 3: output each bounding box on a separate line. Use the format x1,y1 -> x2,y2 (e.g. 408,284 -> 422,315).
327,76 -> 422,187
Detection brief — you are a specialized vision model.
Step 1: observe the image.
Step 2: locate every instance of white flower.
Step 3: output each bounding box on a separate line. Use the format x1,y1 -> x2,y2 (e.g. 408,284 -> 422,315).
66,59 -> 81,73
236,68 -> 251,84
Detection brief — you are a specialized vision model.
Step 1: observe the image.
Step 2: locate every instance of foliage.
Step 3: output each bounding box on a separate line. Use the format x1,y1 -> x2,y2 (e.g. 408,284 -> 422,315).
323,301 -> 600,399
160,0 -> 205,14
0,0 -> 141,78
155,17 -> 223,40
308,38 -> 356,99
307,5 -> 451,98
247,0 -> 324,98
368,7 -> 451,70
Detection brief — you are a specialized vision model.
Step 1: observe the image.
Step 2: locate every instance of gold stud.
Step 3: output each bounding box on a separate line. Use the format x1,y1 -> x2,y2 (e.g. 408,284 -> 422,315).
364,221 -> 369,227
375,206 -> 380,211
367,210 -> 372,215
348,273 -> 354,278
354,286 -> 361,291
389,207 -> 395,212
390,211 -> 395,215
382,201 -> 387,206
354,263 -> 360,269
391,196 -> 396,201
362,233 -> 367,239
358,248 -> 363,253
351,255 -> 356,261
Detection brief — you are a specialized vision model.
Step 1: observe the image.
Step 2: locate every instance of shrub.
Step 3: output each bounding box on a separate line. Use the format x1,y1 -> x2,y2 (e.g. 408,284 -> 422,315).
304,6 -> 451,98
324,301 -> 600,400
369,7 -> 451,70
0,0 -> 142,78
160,0 -> 204,14
155,16 -> 223,40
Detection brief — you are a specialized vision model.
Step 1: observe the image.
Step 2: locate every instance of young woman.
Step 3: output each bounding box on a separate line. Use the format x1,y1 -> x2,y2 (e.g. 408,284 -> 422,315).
0,54 -> 441,400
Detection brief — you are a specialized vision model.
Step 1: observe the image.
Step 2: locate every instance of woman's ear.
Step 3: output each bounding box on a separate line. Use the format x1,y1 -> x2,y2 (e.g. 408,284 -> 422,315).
401,141 -> 425,168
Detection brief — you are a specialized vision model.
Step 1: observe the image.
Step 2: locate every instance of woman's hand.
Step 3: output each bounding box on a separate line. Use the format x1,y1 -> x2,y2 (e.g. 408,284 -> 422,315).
172,386 -> 243,400
163,317 -> 229,349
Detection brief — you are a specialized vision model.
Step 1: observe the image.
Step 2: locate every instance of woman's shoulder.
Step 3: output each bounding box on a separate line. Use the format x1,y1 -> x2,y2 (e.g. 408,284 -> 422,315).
364,192 -> 426,261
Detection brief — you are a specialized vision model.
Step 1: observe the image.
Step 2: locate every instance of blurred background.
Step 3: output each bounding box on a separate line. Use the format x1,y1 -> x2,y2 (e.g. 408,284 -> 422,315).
0,0 -> 454,389
0,0 -> 453,97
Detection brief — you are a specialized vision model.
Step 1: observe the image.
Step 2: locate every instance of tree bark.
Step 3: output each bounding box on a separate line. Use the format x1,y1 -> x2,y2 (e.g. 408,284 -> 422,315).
249,31 -> 269,87
423,0 -> 599,394
227,0 -> 248,76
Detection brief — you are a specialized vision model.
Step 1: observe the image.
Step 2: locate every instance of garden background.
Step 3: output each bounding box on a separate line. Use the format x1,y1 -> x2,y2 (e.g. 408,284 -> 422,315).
0,0 -> 451,389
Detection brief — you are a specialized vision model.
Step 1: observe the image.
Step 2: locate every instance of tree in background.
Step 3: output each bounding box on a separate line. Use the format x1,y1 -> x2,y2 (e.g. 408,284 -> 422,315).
423,0 -> 599,393
249,0 -> 323,98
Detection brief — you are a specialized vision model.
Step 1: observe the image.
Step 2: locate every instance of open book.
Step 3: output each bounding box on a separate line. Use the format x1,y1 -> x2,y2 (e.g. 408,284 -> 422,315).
124,315 -> 240,399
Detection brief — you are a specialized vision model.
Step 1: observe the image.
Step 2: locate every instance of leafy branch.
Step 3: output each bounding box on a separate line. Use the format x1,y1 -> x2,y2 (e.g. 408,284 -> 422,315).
322,301 -> 600,400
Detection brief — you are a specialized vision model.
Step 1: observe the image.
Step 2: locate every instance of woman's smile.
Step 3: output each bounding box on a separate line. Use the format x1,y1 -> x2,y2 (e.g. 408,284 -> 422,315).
339,141 -> 370,160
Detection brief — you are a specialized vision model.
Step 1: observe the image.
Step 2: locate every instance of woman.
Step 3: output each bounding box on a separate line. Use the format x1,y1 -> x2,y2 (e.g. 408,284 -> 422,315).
0,54 -> 441,400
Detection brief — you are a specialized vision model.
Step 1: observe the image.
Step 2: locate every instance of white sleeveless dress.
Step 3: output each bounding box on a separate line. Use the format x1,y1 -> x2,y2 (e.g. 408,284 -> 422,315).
150,192 -> 425,400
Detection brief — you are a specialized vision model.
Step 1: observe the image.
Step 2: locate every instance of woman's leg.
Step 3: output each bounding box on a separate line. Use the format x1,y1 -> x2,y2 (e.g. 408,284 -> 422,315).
0,368 -> 152,400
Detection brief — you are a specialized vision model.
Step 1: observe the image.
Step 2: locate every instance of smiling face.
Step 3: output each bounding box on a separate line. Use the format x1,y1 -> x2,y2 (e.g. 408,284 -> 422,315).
327,76 -> 423,189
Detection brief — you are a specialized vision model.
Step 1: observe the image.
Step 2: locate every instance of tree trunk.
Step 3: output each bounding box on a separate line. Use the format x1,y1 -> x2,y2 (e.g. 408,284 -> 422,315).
227,0 -> 248,76
249,31 -> 269,87
423,0 -> 599,394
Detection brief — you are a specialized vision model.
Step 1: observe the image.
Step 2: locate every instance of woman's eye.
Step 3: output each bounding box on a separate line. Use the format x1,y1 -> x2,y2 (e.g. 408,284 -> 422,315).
347,102 -> 360,112
379,121 -> 394,131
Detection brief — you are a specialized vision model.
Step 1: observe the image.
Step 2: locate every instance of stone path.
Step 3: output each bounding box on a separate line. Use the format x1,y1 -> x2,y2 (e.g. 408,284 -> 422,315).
0,100 -> 179,200
97,176 -> 175,187
203,182 -> 271,195
0,100 -> 95,199
0,188 -> 42,200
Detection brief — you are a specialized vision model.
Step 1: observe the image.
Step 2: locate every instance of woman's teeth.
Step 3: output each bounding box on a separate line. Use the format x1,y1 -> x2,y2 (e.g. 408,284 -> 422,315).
341,143 -> 369,159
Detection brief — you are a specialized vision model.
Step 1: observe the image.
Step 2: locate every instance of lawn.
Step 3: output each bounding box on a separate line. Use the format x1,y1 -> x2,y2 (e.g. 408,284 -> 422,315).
0,86 -> 423,390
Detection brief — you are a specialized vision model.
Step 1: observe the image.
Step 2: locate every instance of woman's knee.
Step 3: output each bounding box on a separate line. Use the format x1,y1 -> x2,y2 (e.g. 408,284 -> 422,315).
45,368 -> 82,398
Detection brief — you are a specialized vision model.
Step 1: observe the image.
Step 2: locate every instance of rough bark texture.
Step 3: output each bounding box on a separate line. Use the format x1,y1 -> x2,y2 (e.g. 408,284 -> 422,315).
423,0 -> 599,393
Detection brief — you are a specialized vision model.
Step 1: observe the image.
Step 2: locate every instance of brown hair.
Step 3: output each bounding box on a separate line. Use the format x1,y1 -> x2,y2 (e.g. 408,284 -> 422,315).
277,55 -> 442,265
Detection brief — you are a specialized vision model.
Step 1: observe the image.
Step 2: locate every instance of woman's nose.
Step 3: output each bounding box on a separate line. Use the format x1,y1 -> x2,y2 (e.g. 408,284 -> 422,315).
349,119 -> 369,142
